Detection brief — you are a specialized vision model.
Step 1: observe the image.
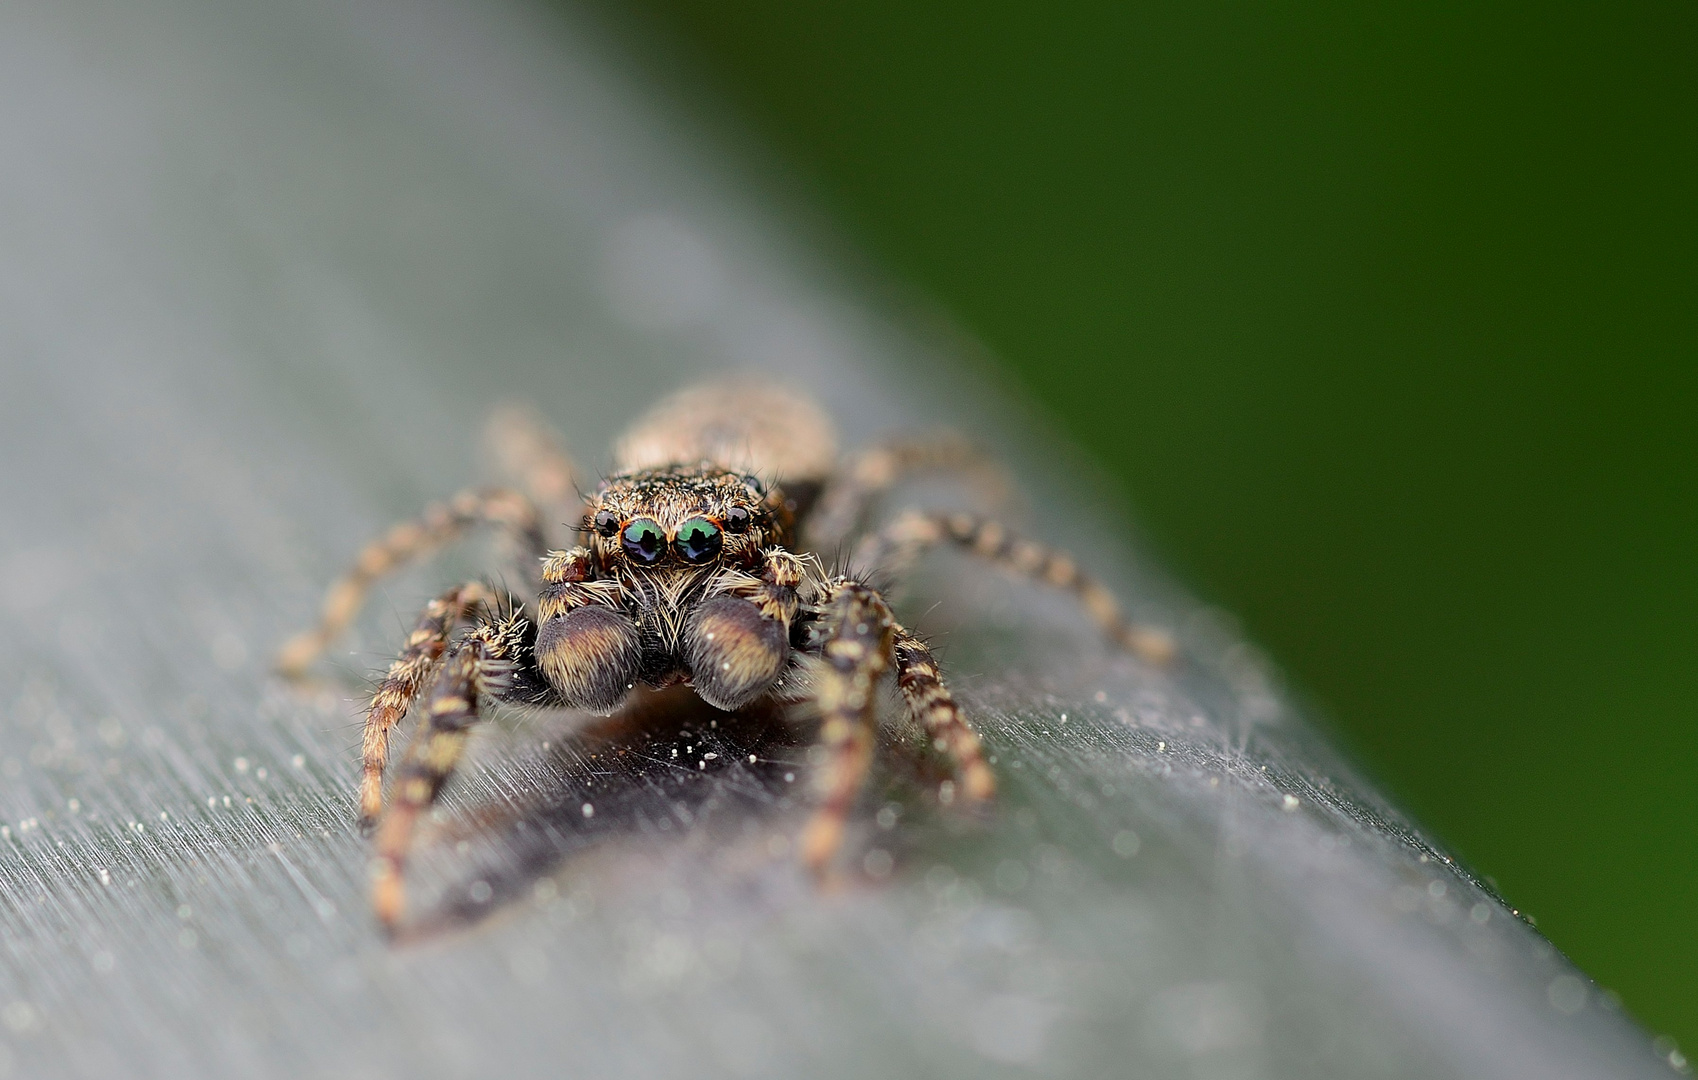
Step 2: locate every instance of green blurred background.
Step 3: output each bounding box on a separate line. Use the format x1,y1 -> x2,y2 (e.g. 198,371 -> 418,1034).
601,0 -> 1696,1047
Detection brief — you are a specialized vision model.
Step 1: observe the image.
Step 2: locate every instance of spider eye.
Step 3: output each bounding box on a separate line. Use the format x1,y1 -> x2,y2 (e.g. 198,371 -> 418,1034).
723,506 -> 751,533
620,518 -> 666,564
674,517 -> 723,563
592,510 -> 619,537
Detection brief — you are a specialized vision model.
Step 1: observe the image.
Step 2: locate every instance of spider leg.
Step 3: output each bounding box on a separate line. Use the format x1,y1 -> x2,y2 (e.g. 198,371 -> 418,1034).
805,433 -> 1012,553
484,403 -> 583,538
276,487 -> 547,677
370,613 -> 529,932
797,579 -> 896,873
856,510 -> 1175,664
356,581 -> 498,832
891,628 -> 996,803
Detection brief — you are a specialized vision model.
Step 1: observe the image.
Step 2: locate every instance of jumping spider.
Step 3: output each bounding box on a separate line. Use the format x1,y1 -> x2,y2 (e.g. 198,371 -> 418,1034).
278,381 -> 1171,931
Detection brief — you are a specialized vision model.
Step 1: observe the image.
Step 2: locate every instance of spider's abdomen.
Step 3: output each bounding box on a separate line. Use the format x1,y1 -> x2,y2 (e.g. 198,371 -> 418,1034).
612,382 -> 837,489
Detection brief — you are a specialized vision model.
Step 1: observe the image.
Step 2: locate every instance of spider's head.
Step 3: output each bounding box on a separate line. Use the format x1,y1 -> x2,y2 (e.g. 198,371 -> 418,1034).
583,465 -> 793,577
542,464 -> 796,713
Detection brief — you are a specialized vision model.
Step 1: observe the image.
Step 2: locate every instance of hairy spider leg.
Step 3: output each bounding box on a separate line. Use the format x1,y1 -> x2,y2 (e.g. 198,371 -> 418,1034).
484,404 -> 582,537
797,580 -> 893,873
357,581 -> 497,832
276,487 -> 547,677
856,510 -> 1176,665
371,613 -> 531,932
891,629 -> 996,803
805,434 -> 1013,554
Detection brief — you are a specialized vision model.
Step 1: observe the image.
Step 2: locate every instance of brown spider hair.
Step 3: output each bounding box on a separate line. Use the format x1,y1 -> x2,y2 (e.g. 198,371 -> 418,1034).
536,465 -> 805,713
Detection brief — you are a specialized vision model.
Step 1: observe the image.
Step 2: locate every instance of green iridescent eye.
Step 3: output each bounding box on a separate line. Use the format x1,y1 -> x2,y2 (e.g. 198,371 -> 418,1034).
674,517 -> 723,563
620,518 -> 666,564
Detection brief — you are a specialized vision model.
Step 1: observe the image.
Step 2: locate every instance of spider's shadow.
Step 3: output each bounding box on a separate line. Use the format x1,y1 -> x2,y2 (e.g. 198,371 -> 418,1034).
401,689 -> 817,940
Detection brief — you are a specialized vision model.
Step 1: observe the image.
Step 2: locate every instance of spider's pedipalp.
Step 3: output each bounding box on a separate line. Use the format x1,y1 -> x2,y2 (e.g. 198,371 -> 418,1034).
686,547 -> 806,710
536,604 -> 642,713
685,596 -> 789,710
856,509 -> 1175,665
535,544 -> 641,712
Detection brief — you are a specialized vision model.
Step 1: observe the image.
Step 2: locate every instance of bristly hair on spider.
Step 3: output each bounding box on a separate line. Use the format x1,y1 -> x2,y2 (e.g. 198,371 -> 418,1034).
277,379 -> 1173,933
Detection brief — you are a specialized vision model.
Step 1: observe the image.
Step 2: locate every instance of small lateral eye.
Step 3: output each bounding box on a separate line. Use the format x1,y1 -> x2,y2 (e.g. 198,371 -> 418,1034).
723,506 -> 751,533
592,510 -> 619,537
621,518 -> 666,564
674,517 -> 723,563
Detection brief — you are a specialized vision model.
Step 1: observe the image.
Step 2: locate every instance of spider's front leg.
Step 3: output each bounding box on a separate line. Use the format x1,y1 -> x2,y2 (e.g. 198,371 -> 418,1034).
797,581 -> 892,872
356,581 -> 496,831
796,578 -> 993,873
371,613 -> 530,932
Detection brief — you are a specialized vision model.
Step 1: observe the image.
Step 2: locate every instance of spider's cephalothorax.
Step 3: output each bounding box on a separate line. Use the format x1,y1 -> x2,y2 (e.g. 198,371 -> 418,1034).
277,381 -> 1172,932
540,464 -> 801,714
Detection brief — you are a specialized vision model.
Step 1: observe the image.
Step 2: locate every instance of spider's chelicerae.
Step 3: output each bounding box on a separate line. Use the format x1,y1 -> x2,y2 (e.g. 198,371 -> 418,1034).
278,381 -> 1171,931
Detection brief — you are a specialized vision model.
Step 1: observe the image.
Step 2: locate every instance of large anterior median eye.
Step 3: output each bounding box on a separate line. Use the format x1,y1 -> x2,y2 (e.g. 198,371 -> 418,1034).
674,517 -> 723,563
620,518 -> 666,564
